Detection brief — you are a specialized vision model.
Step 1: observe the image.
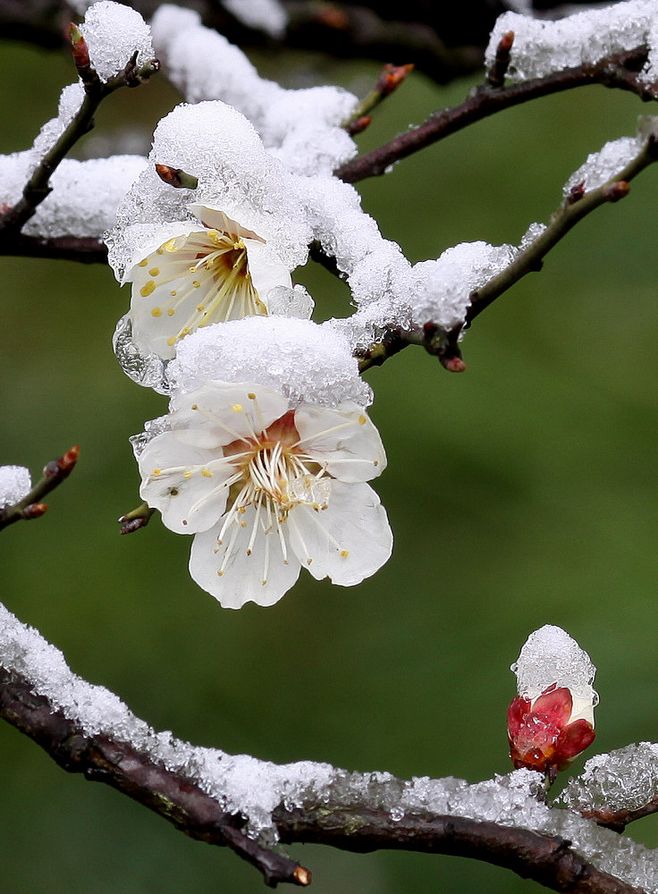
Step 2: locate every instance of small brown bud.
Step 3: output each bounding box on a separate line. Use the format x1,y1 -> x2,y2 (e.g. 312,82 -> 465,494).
292,865 -> 312,886
604,180 -> 630,202
378,63 -> 414,97
22,503 -> 48,520
69,23 -> 90,70
347,115 -> 372,136
442,356 -> 467,373
567,182 -> 586,204
155,164 -> 199,190
316,6 -> 349,29
498,30 -> 515,54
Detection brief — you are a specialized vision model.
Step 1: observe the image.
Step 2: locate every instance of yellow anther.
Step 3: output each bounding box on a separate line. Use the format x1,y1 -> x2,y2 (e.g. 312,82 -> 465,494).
247,392 -> 256,400
196,304 -> 205,312
167,308 -> 175,317
339,549 -> 350,559
170,290 -> 177,297
180,327 -> 190,336
217,570 -> 224,577
167,336 -> 177,346
183,470 -> 193,479
261,579 -> 267,586
138,258 -> 149,268
231,403 -> 243,413
238,506 -> 246,514
358,415 -> 367,425
152,468 -> 161,476
191,404 -> 198,410
163,239 -> 177,252
148,267 -> 160,277
201,468 -> 213,478
140,280 -> 156,297
192,280 -> 201,288
151,307 -> 162,317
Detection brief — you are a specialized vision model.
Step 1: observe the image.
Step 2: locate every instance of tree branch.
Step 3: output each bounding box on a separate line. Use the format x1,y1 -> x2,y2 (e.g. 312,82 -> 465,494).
0,232 -> 107,263
337,47 -> 655,184
0,445 -> 79,531
0,40 -> 159,237
0,603 -> 653,894
464,126 -> 658,326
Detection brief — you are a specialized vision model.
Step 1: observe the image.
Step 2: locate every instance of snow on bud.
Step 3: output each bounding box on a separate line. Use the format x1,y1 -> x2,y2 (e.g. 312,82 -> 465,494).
136,381 -> 391,608
508,625 -> 597,778
79,1 -> 155,83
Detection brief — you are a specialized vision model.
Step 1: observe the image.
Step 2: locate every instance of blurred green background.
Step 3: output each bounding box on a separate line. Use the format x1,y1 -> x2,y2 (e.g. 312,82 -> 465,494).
1,28 -> 657,894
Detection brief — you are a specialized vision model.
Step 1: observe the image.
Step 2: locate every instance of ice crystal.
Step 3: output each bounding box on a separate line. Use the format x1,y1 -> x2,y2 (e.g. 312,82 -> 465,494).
80,1 -> 155,83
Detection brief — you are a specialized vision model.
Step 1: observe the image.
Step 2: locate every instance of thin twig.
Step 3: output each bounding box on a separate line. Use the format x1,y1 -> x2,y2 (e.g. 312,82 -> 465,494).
465,127 -> 658,326
0,445 -> 79,531
343,63 -> 414,135
0,31 -> 158,236
337,47 -> 654,183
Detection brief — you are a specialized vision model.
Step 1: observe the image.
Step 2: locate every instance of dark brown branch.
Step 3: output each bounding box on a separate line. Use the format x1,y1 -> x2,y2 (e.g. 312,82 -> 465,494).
0,445 -> 79,531
0,666 -> 309,888
337,47 -> 654,183
0,654 -> 647,894
0,0 -> 487,85
0,232 -> 107,263
276,807 -> 641,894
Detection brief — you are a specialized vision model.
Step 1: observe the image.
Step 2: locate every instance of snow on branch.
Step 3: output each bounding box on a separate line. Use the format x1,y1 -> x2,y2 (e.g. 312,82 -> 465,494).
0,3 -> 157,239
0,601 -> 657,893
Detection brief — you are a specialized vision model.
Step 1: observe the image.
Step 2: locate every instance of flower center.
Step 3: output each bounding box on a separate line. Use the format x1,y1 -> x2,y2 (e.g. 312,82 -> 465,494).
215,411 -> 330,572
140,228 -> 269,351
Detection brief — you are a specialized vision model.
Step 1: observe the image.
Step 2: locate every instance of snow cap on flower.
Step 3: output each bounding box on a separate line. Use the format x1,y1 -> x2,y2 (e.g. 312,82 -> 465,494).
168,316 -> 372,408
120,204 -> 299,361
80,1 -> 154,83
508,625 -> 597,777
0,465 -> 31,509
137,379 -> 391,608
106,101 -> 311,282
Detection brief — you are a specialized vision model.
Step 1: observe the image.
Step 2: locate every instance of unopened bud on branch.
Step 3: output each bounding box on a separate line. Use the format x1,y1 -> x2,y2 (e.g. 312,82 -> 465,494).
155,164 -> 199,190
68,23 -> 90,71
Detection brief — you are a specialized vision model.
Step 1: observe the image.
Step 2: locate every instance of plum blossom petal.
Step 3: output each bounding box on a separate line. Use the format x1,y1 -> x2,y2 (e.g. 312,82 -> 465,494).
294,403 -> 386,483
138,431 -> 235,534
189,505 -> 301,609
288,481 -> 392,586
170,382 -> 290,450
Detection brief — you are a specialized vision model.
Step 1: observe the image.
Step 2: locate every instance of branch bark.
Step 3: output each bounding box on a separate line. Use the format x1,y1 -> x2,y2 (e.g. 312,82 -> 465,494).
337,47 -> 655,183
0,610 -> 653,894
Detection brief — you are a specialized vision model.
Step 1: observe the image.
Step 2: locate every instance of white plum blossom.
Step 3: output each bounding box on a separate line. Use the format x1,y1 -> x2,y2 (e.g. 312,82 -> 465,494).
137,381 -> 392,608
124,204 -> 293,359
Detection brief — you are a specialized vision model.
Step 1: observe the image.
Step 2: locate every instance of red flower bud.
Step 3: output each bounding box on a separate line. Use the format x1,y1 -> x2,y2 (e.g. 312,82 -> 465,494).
507,683 -> 595,775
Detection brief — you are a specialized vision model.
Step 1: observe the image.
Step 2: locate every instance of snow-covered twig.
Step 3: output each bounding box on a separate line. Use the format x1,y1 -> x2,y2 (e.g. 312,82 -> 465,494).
0,26 -> 158,237
0,446 -> 79,531
0,602 -> 656,893
464,124 -> 658,326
